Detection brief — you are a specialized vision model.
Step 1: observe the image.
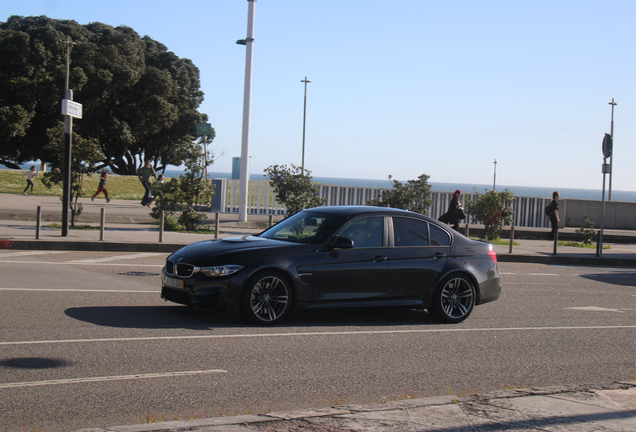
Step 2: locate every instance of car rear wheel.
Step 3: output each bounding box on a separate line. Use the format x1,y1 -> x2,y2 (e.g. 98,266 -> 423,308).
241,272 -> 292,325
430,274 -> 476,323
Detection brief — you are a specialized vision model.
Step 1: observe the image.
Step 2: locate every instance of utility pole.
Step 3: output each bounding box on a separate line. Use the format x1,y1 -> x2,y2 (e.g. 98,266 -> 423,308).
62,36 -> 76,237
493,159 -> 497,192
608,98 -> 617,201
300,76 -> 310,176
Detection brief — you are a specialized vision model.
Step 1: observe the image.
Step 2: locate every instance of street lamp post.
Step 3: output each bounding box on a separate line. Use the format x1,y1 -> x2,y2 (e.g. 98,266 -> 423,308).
608,98 -> 617,201
236,0 -> 256,222
300,76 -> 310,176
493,159 -> 497,192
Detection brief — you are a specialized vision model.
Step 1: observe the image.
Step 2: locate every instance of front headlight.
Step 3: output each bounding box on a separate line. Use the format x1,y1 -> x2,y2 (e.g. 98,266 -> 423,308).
198,265 -> 244,277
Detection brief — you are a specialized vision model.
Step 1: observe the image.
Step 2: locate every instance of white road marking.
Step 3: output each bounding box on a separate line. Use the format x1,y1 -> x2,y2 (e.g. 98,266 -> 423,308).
0,288 -> 159,293
0,251 -> 68,257
67,253 -> 163,263
2,325 -> 636,347
566,306 -> 625,313
0,369 -> 227,389
0,260 -> 163,267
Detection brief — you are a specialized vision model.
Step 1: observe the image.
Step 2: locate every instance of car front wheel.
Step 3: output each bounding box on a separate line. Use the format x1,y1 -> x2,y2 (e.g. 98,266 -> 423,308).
241,272 -> 292,325
430,274 -> 476,323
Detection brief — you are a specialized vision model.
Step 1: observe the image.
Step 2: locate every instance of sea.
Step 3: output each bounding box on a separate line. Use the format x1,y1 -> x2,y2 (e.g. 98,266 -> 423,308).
4,163 -> 634,202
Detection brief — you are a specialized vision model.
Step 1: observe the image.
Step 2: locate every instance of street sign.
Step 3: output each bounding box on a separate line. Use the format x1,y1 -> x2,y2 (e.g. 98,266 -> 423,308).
602,133 -> 612,159
61,99 -> 83,119
196,123 -> 212,136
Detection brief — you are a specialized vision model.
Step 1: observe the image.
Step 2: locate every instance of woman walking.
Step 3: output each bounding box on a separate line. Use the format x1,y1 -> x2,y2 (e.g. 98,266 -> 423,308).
91,172 -> 110,203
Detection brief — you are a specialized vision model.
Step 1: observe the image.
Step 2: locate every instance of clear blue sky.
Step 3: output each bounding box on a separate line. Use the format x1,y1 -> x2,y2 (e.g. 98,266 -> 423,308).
4,1 -> 635,190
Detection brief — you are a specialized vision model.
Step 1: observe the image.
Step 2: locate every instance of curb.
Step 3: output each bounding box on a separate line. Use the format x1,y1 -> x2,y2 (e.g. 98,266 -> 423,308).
0,240 -> 187,253
2,239 -> 636,266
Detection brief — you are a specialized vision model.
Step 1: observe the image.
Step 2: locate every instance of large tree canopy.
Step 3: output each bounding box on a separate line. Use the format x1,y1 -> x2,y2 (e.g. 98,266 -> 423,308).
0,15 -> 209,174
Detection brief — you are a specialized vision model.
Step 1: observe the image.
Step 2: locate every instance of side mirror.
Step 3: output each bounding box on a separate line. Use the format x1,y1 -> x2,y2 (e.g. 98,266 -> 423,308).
327,236 -> 354,250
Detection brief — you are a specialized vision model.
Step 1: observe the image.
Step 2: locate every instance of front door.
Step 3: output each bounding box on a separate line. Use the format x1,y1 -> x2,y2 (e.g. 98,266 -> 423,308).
312,216 -> 387,302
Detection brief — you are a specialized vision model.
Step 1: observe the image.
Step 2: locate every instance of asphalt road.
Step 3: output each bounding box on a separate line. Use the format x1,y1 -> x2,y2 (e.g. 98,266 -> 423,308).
0,251 -> 635,431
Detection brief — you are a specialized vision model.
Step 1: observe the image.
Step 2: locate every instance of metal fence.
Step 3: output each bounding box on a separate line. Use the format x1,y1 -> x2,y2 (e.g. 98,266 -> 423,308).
214,179 -> 554,229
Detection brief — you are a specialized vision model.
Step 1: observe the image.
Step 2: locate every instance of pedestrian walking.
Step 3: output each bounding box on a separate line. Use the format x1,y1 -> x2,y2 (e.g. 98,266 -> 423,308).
22,165 -> 38,195
91,172 -> 110,203
439,190 -> 464,231
547,191 -> 560,241
138,160 -> 157,207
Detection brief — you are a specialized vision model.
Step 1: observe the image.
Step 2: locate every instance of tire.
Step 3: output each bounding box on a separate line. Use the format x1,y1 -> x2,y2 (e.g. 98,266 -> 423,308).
240,271 -> 292,325
429,274 -> 476,323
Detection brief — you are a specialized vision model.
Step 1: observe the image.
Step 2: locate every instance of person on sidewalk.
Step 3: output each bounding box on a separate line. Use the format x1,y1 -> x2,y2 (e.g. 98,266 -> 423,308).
439,190 -> 463,231
91,172 -> 110,203
22,165 -> 39,195
138,160 -> 157,207
547,191 -> 560,241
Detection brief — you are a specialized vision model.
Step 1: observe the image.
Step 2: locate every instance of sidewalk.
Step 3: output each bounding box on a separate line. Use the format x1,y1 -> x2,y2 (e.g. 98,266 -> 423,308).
74,382 -> 636,432
2,193 -> 636,265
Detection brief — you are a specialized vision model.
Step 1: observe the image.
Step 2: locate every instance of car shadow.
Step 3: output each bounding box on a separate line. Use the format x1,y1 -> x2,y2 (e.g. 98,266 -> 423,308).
64,305 -> 243,330
579,272 -> 636,287
64,305 -> 442,329
0,357 -> 72,370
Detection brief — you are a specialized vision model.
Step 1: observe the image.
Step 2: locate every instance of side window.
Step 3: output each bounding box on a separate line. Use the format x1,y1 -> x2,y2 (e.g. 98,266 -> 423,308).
430,224 -> 451,246
341,217 -> 383,248
393,217 -> 429,247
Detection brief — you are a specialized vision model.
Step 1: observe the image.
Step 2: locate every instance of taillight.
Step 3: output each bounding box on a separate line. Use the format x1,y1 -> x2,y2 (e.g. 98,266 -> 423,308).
488,244 -> 497,264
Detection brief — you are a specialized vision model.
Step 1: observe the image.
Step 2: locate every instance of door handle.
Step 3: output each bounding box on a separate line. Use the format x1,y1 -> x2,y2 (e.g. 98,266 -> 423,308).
433,252 -> 447,259
373,255 -> 387,262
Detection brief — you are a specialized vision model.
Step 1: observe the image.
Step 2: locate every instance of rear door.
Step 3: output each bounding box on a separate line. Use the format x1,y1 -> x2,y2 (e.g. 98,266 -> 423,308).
386,216 -> 451,300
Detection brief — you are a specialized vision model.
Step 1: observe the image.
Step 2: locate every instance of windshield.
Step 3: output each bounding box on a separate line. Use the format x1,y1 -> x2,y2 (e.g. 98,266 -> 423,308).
260,211 -> 345,243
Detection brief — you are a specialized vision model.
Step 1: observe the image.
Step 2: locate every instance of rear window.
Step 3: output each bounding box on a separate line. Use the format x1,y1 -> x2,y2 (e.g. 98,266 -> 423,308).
393,217 -> 429,247
430,224 -> 451,246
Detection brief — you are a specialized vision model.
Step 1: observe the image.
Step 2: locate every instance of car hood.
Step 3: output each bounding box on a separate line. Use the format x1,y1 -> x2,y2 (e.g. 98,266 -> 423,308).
168,235 -> 312,264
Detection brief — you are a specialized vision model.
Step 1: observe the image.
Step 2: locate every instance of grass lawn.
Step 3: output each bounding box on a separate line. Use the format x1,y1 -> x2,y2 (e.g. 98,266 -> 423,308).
0,168 -> 150,200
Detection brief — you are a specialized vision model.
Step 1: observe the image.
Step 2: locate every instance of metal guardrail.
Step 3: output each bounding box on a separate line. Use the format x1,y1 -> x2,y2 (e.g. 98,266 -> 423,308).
213,179 -> 554,229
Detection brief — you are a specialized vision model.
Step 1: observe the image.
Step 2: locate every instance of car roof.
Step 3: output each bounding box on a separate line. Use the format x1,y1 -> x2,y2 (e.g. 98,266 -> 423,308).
305,205 -> 420,217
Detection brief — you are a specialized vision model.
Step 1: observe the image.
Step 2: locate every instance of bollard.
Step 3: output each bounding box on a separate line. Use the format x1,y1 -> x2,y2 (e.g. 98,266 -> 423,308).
465,223 -> 469,238
596,230 -> 601,257
553,229 -> 558,255
215,213 -> 220,239
509,225 -> 514,254
36,206 -> 41,240
100,208 -> 105,241
159,210 -> 164,243
269,214 -> 274,228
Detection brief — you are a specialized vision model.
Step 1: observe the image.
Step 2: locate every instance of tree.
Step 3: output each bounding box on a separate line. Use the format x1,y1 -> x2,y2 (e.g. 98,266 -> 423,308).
149,142 -> 212,231
0,15 -> 207,173
465,189 -> 515,240
366,174 -> 432,214
40,121 -> 104,226
264,164 -> 324,217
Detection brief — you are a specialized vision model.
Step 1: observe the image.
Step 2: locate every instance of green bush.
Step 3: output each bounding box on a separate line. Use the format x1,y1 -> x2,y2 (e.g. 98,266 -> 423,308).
465,189 -> 515,240
575,214 -> 596,245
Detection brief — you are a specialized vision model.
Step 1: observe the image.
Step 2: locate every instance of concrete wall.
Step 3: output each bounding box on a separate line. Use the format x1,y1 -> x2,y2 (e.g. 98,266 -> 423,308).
563,199 -> 636,229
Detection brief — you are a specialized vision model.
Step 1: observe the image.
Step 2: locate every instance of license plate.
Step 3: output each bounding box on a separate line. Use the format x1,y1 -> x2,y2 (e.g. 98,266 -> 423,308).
162,275 -> 184,289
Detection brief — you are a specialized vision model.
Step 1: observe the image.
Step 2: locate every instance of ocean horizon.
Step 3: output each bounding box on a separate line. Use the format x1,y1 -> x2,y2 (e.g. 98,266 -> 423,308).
168,170 -> 636,203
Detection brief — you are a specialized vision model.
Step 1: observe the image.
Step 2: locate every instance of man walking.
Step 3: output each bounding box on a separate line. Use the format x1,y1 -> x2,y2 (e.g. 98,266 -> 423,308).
547,191 -> 560,241
138,160 -> 157,207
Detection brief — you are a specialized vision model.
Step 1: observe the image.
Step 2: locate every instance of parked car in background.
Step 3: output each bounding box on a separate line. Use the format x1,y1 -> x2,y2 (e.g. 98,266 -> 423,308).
161,206 -> 502,325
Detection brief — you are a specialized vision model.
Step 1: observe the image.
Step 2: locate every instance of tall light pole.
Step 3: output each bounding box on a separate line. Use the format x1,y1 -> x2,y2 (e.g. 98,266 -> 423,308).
300,76 -> 310,176
493,159 -> 497,191
608,98 -> 617,201
236,0 -> 256,222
